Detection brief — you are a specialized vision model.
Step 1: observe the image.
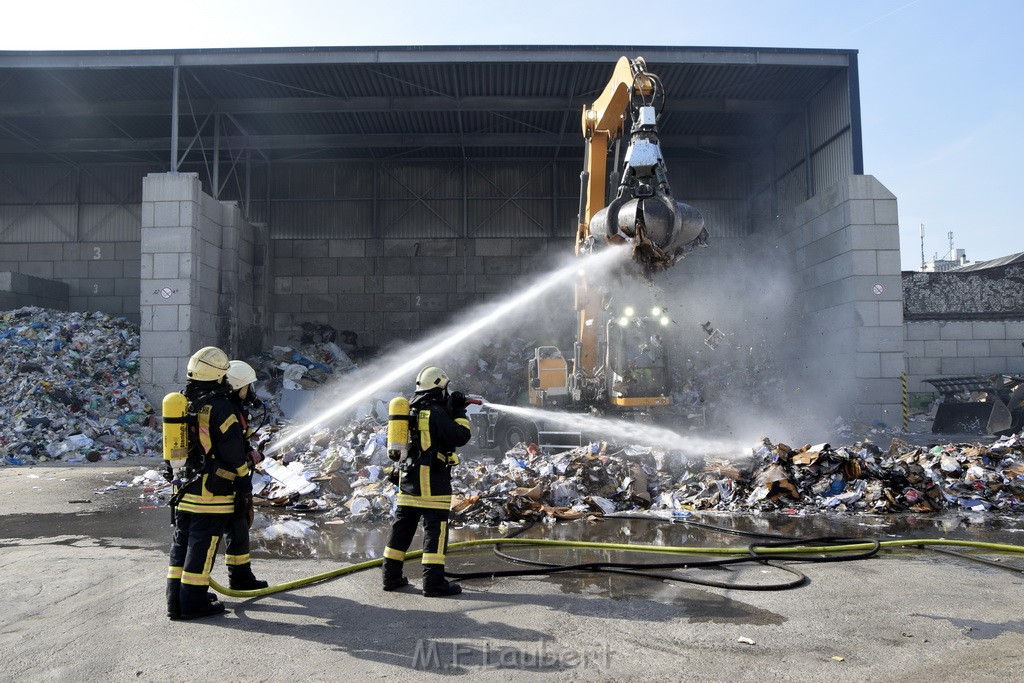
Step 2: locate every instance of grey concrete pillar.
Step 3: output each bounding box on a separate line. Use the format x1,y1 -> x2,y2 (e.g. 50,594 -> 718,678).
139,172 -> 206,406
771,175 -> 905,424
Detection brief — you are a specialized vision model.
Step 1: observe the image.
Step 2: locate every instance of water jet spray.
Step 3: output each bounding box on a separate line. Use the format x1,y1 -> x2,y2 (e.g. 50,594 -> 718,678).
265,246 -> 628,454
483,402 -> 754,459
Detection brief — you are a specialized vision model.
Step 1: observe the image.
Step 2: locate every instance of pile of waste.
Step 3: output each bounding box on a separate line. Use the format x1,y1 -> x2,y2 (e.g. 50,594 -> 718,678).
659,434 -> 1024,515
170,414 -> 1023,527
0,307 -> 160,465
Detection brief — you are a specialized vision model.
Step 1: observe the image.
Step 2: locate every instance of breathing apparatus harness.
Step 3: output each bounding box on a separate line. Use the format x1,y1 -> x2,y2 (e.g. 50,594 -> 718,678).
162,385 -> 233,525
386,391 -> 460,486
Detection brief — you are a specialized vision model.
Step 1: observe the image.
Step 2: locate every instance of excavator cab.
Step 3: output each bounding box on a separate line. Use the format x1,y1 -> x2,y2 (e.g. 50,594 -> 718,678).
606,318 -> 671,407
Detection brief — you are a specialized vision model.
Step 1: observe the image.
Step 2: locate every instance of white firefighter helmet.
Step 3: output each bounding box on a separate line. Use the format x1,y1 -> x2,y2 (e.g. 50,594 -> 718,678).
186,346 -> 230,382
415,366 -> 450,393
226,360 -> 257,391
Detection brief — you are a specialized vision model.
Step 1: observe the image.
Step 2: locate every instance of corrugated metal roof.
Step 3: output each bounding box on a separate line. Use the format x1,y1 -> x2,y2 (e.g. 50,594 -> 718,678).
951,252 -> 1024,272
0,45 -> 855,166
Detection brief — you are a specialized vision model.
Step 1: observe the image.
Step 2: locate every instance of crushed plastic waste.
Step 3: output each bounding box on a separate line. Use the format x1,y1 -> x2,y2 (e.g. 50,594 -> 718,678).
0,307 -> 160,466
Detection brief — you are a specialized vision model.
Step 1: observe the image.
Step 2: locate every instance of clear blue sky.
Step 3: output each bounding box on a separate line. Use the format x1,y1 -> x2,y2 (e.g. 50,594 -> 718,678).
3,0 -> 1020,269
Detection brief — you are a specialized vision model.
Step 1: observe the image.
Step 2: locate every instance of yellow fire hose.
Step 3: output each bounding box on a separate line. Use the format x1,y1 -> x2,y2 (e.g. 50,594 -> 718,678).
209,537 -> 1024,599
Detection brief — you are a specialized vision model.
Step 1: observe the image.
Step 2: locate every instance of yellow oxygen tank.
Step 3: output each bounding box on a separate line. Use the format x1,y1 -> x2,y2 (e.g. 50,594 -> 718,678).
162,391 -> 189,470
387,396 -> 411,461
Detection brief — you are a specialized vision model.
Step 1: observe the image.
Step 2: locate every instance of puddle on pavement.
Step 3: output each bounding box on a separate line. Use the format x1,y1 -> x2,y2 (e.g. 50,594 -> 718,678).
910,612 -> 1024,640
0,506 -> 170,550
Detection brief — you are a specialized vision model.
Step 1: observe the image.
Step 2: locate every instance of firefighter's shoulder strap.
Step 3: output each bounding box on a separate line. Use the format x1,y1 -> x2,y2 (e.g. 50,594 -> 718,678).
185,387 -> 232,464
407,404 -> 423,454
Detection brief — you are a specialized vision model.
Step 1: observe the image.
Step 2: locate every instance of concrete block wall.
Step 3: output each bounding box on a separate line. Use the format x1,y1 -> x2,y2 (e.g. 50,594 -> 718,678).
902,263 -> 1024,396
0,271 -> 69,310
765,175 -> 905,423
139,172 -> 267,406
903,265 -> 1024,316
905,321 -> 1024,393
237,222 -> 269,356
0,241 -> 141,320
270,235 -> 569,349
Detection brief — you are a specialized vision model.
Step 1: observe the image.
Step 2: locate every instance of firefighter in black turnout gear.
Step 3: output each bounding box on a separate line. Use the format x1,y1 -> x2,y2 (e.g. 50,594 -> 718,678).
165,346 -> 250,620
222,360 -> 269,591
382,366 -> 472,597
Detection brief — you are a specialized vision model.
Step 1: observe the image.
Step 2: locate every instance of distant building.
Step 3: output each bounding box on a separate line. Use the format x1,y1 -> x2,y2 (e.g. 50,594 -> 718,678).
921,248 -> 971,272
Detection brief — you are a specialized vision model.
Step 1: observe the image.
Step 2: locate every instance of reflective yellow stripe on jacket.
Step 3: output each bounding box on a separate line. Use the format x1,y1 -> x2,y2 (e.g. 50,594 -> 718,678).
176,474 -> 235,515
418,409 -> 431,452
396,493 -> 452,510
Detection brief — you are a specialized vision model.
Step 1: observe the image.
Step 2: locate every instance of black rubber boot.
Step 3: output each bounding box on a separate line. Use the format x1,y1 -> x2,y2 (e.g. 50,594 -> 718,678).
422,566 -> 461,597
166,578 -> 181,620
382,558 -> 409,591
228,563 -> 269,590
176,600 -> 227,620
178,584 -> 227,620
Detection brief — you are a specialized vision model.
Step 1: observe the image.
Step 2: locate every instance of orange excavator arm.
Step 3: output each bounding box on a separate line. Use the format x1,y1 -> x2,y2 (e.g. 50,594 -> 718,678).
576,57 -> 654,254
572,57 -> 707,390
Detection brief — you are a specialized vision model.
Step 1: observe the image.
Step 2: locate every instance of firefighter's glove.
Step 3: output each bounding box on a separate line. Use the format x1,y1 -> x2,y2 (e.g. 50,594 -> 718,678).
236,493 -> 255,527
247,448 -> 264,467
443,453 -> 460,467
387,466 -> 400,486
448,391 -> 468,414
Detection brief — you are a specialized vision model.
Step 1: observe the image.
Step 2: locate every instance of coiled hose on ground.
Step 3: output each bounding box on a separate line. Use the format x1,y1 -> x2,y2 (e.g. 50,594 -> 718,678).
209,514 -> 1024,599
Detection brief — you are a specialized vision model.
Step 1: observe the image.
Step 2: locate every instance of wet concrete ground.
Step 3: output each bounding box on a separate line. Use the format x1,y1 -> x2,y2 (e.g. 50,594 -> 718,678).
5,486 -> 1024,575
3,459 -> 1024,681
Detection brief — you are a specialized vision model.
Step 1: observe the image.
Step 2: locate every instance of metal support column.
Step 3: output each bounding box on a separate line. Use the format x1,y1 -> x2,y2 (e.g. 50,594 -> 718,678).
462,158 -> 469,289
804,107 -> 814,200
244,147 -> 251,220
551,160 -> 558,237
264,159 -> 271,227
212,114 -> 220,199
170,65 -> 180,171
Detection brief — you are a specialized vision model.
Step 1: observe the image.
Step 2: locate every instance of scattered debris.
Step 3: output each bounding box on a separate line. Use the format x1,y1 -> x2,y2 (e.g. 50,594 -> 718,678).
154,415 -> 1023,527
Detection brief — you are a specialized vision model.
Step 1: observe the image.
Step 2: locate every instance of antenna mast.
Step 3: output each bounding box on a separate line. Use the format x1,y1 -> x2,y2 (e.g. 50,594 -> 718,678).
920,224 -> 925,271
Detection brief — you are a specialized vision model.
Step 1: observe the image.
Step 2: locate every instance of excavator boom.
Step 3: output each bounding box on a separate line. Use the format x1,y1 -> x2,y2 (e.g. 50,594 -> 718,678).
525,56 -> 709,429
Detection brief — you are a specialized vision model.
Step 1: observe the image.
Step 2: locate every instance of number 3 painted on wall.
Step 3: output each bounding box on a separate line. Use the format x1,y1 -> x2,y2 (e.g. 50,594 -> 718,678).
93,247 -> 102,260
